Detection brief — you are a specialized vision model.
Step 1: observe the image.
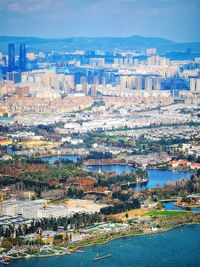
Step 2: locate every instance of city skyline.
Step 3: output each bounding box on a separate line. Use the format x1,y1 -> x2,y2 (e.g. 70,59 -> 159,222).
0,0 -> 200,42
0,1 -> 200,266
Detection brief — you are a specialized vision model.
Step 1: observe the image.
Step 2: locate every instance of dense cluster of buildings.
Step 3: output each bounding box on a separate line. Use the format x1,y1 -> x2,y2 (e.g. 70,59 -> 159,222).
0,43 -> 199,92
0,43 -> 200,123
169,159 -> 200,170
1,199 -> 105,219
1,94 -> 93,117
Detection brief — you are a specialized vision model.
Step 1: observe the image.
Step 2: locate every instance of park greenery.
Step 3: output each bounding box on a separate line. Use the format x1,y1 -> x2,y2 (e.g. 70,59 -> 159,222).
0,212 -> 102,239
0,158 -> 148,197
100,199 -> 141,215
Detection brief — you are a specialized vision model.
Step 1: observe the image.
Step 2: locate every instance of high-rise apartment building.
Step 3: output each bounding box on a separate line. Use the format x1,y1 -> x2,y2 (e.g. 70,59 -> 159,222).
146,48 -> 157,56
154,77 -> 161,90
190,78 -> 200,92
190,78 -> 196,91
196,79 -> 200,92
80,76 -> 88,95
94,76 -> 99,87
135,76 -> 142,90
145,77 -> 153,91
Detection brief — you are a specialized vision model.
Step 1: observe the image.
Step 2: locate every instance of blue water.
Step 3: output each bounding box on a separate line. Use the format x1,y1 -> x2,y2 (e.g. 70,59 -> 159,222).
85,165 -> 191,189
85,164 -> 135,174
0,117 -> 14,121
147,169 -> 191,188
40,155 -> 80,164
163,201 -> 200,212
40,156 -> 191,189
9,224 -> 200,267
38,158 -> 191,189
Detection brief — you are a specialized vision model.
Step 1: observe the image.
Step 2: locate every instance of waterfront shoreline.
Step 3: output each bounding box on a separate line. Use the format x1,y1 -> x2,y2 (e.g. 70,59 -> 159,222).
33,154 -> 82,159
68,221 -> 200,251
175,203 -> 200,208
6,221 -> 200,263
28,155 -> 193,173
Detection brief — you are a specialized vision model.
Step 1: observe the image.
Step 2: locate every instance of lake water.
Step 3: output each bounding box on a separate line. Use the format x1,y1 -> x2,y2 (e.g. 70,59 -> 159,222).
147,169 -> 191,188
40,155 -> 80,164
163,201 -> 200,212
9,224 -> 200,267
84,164 -> 135,174
39,156 -> 192,189
84,165 -> 191,189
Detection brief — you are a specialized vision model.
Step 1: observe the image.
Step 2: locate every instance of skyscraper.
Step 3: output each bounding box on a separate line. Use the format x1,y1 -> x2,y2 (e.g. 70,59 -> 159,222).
0,69 -> 2,81
146,48 -> 157,56
154,77 -> 161,90
135,76 -> 142,90
145,77 -> 153,91
8,43 -> 15,72
80,76 -> 88,95
190,78 -> 196,91
19,43 -> 26,71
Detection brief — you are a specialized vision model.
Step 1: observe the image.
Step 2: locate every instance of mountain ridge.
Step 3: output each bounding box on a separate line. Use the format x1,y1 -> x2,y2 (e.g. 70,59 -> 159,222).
0,35 -> 199,53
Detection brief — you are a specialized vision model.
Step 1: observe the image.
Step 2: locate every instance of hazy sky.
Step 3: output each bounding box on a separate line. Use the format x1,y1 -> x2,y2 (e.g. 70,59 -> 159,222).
0,0 -> 199,42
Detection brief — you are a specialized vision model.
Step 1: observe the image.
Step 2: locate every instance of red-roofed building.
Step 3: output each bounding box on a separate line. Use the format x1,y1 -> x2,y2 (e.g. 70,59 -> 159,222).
168,159 -> 189,168
178,159 -> 189,165
0,139 -> 12,146
190,163 -> 200,170
168,160 -> 179,167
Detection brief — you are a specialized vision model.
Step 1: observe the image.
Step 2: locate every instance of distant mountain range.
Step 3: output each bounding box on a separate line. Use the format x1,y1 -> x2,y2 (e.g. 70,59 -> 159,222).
0,35 -> 200,53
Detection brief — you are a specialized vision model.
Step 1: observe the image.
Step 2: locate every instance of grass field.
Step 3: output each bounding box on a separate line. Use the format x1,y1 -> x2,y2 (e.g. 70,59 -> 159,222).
107,208 -> 193,222
146,210 -> 191,217
109,208 -> 150,221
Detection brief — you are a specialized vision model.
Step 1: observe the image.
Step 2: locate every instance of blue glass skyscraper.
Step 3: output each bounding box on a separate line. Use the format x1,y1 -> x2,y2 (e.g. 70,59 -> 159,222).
8,43 -> 15,71
19,43 -> 26,71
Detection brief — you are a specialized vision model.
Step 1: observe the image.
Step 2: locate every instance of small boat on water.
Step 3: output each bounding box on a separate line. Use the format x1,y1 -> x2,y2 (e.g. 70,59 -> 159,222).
0,256 -> 10,265
93,253 -> 112,261
75,249 -> 84,253
0,261 -> 9,265
98,166 -> 101,173
25,255 -> 32,259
